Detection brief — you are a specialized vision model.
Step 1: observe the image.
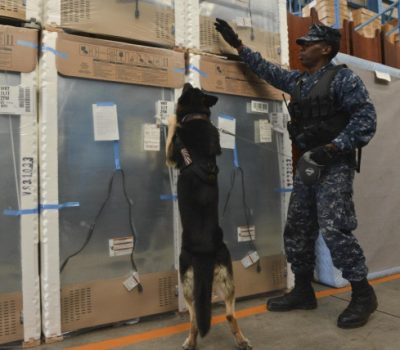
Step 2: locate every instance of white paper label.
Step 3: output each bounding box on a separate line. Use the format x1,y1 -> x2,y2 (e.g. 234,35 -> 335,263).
270,112 -> 287,134
241,251 -> 260,269
156,100 -> 175,125
0,85 -> 35,115
235,17 -> 252,28
259,119 -> 272,143
218,116 -> 236,149
375,70 -> 391,82
123,272 -> 140,291
237,225 -> 256,242
109,236 -> 134,257
143,123 -> 161,151
92,103 -> 119,141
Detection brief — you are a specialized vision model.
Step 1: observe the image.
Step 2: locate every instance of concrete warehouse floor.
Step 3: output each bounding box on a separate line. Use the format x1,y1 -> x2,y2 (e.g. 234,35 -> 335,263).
14,274 -> 400,350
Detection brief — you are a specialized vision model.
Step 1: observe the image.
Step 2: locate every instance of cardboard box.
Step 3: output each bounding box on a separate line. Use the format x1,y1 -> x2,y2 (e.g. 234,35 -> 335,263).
44,0 -> 175,48
0,0 -> 26,21
0,293 -> 23,344
0,25 -> 38,73
302,0 -> 350,27
199,55 -> 286,100
55,32 -> 184,88
200,16 -> 281,64
352,8 -> 381,39
0,0 -> 40,22
0,24 -> 40,346
382,20 -> 399,44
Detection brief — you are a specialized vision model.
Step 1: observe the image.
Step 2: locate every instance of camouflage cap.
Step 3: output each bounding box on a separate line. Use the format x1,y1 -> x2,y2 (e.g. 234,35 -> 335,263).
296,24 -> 341,45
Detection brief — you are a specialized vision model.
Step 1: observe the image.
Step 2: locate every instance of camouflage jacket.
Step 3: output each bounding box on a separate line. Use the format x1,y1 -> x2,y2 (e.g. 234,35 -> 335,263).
239,47 -> 377,152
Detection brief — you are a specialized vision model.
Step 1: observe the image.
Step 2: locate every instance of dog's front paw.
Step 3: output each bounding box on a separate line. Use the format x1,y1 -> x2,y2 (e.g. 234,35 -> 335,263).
182,337 -> 196,350
237,339 -> 252,350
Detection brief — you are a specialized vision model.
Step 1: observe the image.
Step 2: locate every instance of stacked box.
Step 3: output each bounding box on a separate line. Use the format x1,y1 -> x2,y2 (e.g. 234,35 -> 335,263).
352,8 -> 381,38
39,30 -> 185,338
43,0 -> 175,47
0,0 -> 40,23
382,19 -> 399,44
302,0 -> 349,27
188,53 -> 288,298
193,1 -> 292,293
199,1 -> 281,63
0,24 -> 40,347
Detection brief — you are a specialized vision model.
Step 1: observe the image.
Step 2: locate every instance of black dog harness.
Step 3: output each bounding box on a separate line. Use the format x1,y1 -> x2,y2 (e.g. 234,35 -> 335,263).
177,114 -> 219,184
181,113 -> 209,124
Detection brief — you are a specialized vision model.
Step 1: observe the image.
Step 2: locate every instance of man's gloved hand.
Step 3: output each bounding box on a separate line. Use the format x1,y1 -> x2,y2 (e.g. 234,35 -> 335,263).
214,18 -> 243,49
307,144 -> 338,166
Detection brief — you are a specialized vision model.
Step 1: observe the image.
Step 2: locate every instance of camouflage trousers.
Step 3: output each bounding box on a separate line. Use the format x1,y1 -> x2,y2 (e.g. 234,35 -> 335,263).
284,161 -> 368,281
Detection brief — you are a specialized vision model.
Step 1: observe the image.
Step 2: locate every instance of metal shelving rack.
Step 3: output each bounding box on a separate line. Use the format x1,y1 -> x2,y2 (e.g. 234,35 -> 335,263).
287,0 -> 399,37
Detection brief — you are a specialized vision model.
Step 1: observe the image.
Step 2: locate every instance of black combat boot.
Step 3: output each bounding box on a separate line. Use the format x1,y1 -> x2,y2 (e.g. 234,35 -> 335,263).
267,272 -> 317,311
337,278 -> 378,329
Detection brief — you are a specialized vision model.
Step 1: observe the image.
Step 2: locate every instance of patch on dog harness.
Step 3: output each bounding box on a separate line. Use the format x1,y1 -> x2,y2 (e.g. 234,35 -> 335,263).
181,147 -> 193,166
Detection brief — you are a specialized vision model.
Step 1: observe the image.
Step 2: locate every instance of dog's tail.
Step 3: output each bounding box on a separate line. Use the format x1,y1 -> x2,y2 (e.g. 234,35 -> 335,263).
192,254 -> 215,337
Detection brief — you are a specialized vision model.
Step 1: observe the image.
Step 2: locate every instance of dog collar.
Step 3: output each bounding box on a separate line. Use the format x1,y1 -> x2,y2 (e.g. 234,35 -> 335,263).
181,113 -> 209,123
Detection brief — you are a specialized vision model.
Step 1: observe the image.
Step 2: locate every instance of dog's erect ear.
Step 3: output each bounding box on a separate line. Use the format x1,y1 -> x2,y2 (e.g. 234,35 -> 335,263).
182,82 -> 193,92
178,83 -> 193,105
204,93 -> 218,107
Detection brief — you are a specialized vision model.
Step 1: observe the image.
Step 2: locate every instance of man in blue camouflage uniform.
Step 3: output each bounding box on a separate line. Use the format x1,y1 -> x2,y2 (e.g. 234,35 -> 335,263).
215,19 -> 377,329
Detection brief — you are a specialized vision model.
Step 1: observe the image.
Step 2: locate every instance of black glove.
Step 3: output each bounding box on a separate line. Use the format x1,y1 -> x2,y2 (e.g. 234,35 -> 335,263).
214,18 -> 242,49
308,145 -> 337,166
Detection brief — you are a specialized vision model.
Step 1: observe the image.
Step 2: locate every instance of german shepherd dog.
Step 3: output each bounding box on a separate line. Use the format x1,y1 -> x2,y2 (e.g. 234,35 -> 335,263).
166,83 -> 252,350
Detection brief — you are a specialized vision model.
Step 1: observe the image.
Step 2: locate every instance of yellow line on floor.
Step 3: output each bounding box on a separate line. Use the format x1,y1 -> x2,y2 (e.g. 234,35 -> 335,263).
66,273 -> 400,350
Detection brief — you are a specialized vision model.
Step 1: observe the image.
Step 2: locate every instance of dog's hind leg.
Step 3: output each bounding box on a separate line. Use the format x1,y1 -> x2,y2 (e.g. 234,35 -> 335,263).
182,268 -> 198,350
218,266 -> 252,350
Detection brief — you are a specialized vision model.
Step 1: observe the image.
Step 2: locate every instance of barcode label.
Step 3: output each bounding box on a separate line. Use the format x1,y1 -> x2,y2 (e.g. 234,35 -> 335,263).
18,87 -> 24,108
24,87 -> 31,113
252,101 -> 268,113
0,85 -> 35,115
247,101 -> 268,114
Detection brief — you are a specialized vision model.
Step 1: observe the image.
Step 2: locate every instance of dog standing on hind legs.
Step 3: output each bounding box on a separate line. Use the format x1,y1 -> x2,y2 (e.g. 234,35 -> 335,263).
166,83 -> 252,350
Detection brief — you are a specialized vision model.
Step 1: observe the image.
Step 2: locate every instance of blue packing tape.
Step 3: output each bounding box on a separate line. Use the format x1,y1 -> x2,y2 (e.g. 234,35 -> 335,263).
16,40 -> 39,49
113,141 -> 121,170
219,114 -> 235,120
274,188 -> 293,193
174,65 -> 207,77
233,144 -> 239,168
41,44 -> 69,59
3,202 -> 80,216
40,202 -> 80,210
3,208 -> 39,216
160,194 -> 177,201
188,64 -> 208,77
